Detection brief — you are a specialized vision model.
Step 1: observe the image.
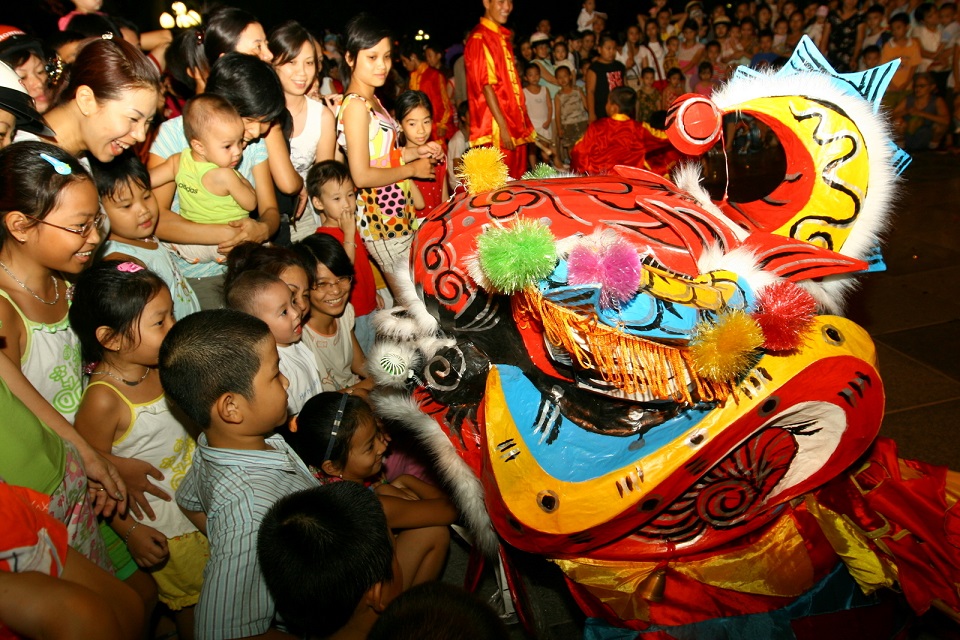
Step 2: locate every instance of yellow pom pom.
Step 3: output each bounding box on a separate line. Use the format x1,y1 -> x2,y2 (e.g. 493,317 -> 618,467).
690,311 -> 764,382
456,147 -> 509,195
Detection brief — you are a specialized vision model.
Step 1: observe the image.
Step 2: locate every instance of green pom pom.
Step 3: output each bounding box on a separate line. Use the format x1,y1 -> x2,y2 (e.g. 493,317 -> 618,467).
477,219 -> 557,293
522,163 -> 561,180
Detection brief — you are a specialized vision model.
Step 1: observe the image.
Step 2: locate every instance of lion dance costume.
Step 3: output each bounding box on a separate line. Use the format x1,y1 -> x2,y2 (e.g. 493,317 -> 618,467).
366,38 -> 960,638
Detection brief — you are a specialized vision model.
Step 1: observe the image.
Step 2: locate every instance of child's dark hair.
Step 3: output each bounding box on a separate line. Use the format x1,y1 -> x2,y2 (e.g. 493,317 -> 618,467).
457,100 -> 469,122
641,66 -> 655,76
166,28 -> 210,99
88,151 -> 151,201
698,60 -> 713,74
223,270 -> 287,316
183,94 -> 241,143
399,40 -> 424,61
0,141 -> 92,248
888,12 -> 911,26
667,66 -> 684,80
395,90 -> 433,122
112,16 -> 141,38
666,35 -> 680,45
914,3 -> 936,22
159,309 -> 271,427
598,33 -> 618,48
292,234 -> 355,280
866,3 -> 885,15
62,13 -> 122,40
284,391 -> 374,470
368,583 -> 510,640
758,28 -> 774,40
860,44 -> 881,60
341,13 -> 392,87
223,241 -> 314,297
70,261 -> 167,365
608,86 -> 637,117
258,483 -> 395,638
682,19 -> 699,33
305,159 -> 353,201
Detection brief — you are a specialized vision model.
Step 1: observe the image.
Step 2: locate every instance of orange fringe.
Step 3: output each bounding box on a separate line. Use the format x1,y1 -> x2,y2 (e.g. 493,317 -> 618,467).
513,289 -> 734,404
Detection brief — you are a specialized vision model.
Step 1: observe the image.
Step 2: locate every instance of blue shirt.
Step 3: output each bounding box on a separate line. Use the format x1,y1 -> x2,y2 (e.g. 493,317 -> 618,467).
176,433 -> 318,639
150,116 -> 268,279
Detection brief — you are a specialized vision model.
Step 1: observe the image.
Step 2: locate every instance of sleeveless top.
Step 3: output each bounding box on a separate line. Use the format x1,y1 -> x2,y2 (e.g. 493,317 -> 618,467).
102,238 -> 200,320
558,90 -> 589,127
85,381 -> 198,538
289,98 -> 327,243
524,87 -> 552,140
0,289 -> 82,422
336,94 -> 417,241
176,150 -> 250,225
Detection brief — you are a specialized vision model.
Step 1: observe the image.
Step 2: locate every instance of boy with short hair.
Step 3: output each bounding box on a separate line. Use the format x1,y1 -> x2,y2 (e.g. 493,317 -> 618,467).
223,271 -> 321,417
882,13 -> 923,108
750,29 -> 779,69
150,94 -> 257,265
160,309 -> 319,640
258,482 -> 402,640
571,86 -> 678,176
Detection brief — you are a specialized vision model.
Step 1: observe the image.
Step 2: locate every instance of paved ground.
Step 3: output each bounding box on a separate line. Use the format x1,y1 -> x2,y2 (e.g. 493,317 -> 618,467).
441,151 -> 960,639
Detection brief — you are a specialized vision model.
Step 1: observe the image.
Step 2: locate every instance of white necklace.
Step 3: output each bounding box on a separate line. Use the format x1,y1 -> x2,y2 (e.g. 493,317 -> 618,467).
0,259 -> 59,305
90,367 -> 151,387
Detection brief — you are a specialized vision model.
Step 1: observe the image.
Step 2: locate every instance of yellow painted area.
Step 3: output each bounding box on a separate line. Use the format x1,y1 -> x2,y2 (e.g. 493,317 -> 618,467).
484,316 -> 877,534
638,267 -> 743,311
745,97 -> 870,251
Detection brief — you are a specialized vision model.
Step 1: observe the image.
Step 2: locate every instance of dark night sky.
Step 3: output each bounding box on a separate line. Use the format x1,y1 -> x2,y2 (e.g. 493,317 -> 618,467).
9,0 -> 652,51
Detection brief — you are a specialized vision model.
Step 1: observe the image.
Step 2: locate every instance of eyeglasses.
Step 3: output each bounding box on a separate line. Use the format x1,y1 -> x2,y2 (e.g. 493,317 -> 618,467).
28,211 -> 106,238
311,275 -> 353,293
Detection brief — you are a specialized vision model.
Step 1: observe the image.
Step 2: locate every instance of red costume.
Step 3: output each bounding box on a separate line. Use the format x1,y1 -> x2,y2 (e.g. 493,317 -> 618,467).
409,62 -> 455,141
465,17 -> 536,178
414,158 -> 448,215
570,114 -> 681,176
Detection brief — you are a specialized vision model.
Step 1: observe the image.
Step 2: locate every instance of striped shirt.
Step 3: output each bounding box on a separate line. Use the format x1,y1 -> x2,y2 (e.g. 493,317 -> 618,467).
177,433 -> 318,639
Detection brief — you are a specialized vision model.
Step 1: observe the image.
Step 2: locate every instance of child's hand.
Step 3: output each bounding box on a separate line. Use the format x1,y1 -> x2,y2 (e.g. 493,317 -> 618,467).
374,483 -> 418,500
409,157 -> 436,179
339,209 -> 357,236
416,142 -> 444,162
127,523 -> 169,568
543,119 -> 551,130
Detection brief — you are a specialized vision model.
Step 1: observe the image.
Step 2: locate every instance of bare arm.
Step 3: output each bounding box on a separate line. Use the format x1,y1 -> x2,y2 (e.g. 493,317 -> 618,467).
586,69 -> 598,121
481,84 -> 517,150
314,103 -> 337,162
147,153 -> 179,189
342,99 -> 431,187
409,181 -> 426,210
264,125 -> 304,195
203,168 -> 258,211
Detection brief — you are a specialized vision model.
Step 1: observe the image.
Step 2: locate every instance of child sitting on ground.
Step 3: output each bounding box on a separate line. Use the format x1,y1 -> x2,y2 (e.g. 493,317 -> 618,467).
71,262 -> 206,639
89,152 -> 200,320
571,86 -> 679,176
258,482 -> 401,640
149,94 -> 256,265
223,269 -> 322,417
306,160 -> 381,356
283,392 -> 456,590
160,310 -> 320,639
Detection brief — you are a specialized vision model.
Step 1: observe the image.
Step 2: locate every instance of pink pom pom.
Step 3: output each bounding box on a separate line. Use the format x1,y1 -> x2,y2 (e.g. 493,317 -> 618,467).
752,281 -> 817,352
567,239 -> 642,309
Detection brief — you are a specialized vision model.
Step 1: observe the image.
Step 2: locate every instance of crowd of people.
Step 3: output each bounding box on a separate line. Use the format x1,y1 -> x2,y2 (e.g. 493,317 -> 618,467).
0,0 -> 955,638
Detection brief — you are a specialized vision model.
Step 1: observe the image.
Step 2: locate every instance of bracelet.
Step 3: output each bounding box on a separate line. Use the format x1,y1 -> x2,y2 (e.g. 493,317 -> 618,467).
342,241 -> 356,246
124,522 -> 140,544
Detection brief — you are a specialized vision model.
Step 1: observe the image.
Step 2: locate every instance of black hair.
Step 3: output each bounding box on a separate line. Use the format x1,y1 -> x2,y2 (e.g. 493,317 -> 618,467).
399,40 -> 424,61
305,159 -> 352,201
207,52 -> 285,122
861,44 -> 881,58
698,60 -> 713,74
866,3 -> 885,14
0,141 -> 92,248
740,16 -> 757,28
202,6 -> 261,67
706,40 -> 721,50
44,30 -> 85,58
70,261 -> 167,365
889,12 -> 911,26
166,28 -> 210,99
666,66 -> 684,80
269,20 -> 319,69
608,86 -> 637,116
394,90 -> 433,146
758,29 -> 775,40
555,64 -> 572,77
682,20 -> 699,32
292,233 -> 355,280
282,391 -> 375,470
88,151 -> 151,201
182,93 -> 241,143
223,241 -> 314,296
258,483 -> 395,638
368,582 -> 510,640
457,99 -> 469,121
915,3 -> 936,21
340,12 -> 392,87
223,269 -> 287,316
641,66 -> 655,76
598,32 -> 618,48
111,16 -> 141,38
159,309 -> 271,427
63,13 -> 122,40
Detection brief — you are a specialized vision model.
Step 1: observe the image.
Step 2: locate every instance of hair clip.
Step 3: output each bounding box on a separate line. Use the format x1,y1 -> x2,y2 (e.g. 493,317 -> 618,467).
101,32 -> 114,40
116,262 -> 144,273
322,392 -> 351,462
39,153 -> 72,176
195,30 -> 204,46
83,361 -> 99,375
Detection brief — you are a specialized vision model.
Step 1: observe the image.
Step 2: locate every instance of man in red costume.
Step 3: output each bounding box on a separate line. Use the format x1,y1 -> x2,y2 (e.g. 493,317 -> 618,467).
571,86 -> 680,176
400,42 -> 455,140
465,0 -> 536,178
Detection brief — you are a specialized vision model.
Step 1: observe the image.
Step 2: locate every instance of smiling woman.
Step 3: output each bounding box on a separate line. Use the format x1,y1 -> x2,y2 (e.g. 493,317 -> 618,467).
15,37 -> 161,163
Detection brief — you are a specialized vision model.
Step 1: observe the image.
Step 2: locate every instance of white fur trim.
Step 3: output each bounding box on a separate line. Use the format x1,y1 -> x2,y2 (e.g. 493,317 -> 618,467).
696,244 -> 777,298
390,267 -> 440,336
366,340 -> 421,388
371,390 -> 499,556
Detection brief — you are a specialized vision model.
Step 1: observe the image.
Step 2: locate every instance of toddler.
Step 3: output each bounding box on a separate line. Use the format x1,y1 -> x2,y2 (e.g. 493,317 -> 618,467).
636,67 -> 662,124
553,41 -> 575,73
224,268 -> 322,417
89,152 -> 200,320
694,61 -> 715,96
662,67 -> 686,110
663,36 -> 681,77
149,94 -> 256,264
523,64 -> 557,168
161,310 -> 319,639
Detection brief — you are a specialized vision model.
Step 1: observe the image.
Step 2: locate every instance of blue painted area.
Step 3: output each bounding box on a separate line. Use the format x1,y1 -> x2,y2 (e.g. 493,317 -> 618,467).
496,365 -> 711,482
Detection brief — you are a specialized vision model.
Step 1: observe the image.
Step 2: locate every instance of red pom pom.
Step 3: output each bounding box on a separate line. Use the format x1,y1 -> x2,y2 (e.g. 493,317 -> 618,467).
752,281 -> 817,352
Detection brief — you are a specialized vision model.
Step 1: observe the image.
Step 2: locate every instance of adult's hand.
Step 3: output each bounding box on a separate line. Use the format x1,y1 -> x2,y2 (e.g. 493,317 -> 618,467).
108,455 -> 170,521
76,442 -> 127,518
218,218 -> 271,253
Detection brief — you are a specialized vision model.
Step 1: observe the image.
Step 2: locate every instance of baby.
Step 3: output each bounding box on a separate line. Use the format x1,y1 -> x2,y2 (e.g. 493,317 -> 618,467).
149,94 -> 256,264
